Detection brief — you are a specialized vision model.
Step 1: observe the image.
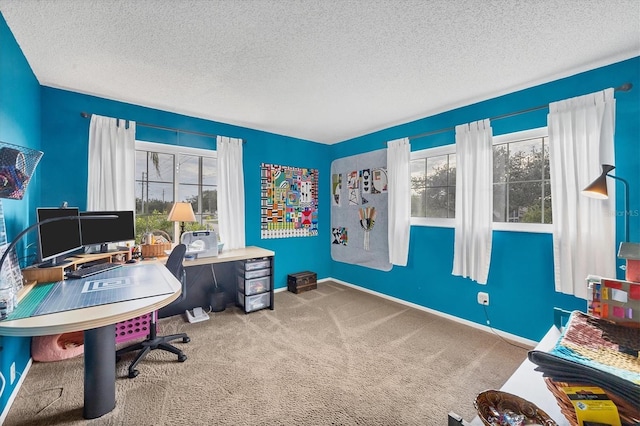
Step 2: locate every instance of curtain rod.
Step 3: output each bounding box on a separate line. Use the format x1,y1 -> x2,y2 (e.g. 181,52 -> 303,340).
80,112 -> 220,140
407,82 -> 632,142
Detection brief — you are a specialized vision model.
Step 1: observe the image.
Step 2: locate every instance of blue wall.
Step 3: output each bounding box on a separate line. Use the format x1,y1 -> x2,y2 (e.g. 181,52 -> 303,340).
40,88 -> 333,290
330,57 -> 640,341
0,13 -> 39,411
2,7 -> 639,415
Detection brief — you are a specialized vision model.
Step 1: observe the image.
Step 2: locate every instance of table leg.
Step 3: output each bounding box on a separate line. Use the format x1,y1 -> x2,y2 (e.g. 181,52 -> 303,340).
83,324 -> 116,419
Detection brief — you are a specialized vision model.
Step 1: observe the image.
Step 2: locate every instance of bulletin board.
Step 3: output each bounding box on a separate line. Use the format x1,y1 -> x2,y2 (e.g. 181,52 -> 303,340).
260,163 -> 319,239
331,149 -> 391,271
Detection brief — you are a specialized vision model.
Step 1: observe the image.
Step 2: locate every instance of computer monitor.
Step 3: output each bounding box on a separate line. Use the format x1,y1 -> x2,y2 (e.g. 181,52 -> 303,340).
80,210 -> 135,253
36,207 -> 83,267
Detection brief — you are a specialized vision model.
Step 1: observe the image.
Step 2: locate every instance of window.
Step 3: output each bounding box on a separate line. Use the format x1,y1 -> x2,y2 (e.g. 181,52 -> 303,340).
411,145 -> 456,220
493,128 -> 551,225
410,127 -> 551,231
135,141 -> 217,243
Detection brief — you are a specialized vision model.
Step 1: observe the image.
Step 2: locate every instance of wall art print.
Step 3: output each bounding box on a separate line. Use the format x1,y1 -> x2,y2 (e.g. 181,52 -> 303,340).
261,163 -> 318,239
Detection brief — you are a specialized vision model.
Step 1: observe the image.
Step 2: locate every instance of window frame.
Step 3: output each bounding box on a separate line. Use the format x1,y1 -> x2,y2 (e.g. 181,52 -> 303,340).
410,127 -> 552,234
135,140 -> 218,242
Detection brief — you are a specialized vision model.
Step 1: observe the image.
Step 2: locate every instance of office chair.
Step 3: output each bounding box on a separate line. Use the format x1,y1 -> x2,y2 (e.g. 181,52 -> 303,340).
116,243 -> 190,378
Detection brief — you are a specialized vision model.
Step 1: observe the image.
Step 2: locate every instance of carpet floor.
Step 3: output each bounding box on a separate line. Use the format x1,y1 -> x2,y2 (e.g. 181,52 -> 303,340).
4,281 -> 529,425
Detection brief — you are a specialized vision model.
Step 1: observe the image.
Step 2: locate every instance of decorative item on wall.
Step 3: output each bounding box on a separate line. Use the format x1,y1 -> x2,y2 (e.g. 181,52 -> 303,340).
358,207 -> 377,250
332,173 -> 342,206
348,170 -> 360,205
331,149 -> 391,271
0,141 -> 43,200
371,168 -> 388,194
260,163 -> 318,239
332,227 -> 348,246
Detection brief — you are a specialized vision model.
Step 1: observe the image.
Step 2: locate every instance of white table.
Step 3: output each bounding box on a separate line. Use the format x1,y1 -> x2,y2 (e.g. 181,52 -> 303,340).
0,262 -> 181,419
470,326 -> 569,425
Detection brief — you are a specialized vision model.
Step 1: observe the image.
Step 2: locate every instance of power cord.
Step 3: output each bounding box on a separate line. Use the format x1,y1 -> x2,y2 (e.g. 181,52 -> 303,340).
482,304 -> 532,351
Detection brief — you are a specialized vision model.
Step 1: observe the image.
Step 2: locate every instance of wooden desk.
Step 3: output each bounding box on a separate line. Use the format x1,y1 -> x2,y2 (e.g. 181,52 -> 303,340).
21,250 -> 132,283
0,262 -> 181,419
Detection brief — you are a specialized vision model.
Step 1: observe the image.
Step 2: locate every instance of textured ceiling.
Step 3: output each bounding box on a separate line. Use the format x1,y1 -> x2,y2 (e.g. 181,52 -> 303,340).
1,0 -> 638,144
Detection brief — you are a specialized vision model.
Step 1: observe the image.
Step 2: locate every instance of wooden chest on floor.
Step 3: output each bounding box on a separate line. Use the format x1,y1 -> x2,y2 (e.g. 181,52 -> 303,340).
287,271 -> 317,294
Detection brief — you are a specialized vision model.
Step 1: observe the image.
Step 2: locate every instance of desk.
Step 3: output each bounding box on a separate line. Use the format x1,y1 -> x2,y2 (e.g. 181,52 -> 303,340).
158,246 -> 275,318
470,326 -> 568,425
0,262 -> 181,419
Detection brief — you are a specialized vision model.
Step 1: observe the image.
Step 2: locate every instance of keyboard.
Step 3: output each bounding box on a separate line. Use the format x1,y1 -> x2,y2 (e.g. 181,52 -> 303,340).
67,263 -> 122,279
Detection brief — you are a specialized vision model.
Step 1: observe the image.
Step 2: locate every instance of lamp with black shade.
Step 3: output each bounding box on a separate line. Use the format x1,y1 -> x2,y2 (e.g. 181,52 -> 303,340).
582,164 -> 639,280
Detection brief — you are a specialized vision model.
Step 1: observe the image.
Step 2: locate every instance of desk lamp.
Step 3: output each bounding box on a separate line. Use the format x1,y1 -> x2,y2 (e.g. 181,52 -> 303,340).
168,202 -> 196,236
582,164 -> 630,243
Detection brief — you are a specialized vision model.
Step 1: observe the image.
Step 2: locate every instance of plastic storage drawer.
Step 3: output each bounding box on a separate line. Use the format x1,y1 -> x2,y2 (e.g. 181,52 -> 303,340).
238,267 -> 271,280
238,275 -> 271,296
237,292 -> 270,313
241,258 -> 271,271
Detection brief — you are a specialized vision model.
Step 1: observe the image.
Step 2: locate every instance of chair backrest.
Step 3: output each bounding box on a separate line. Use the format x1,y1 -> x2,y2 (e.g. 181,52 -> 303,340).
165,243 -> 187,279
165,244 -> 187,301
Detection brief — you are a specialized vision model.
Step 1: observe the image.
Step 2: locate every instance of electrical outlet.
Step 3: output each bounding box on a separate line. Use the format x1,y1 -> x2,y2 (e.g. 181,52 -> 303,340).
10,362 -> 15,384
477,292 -> 489,306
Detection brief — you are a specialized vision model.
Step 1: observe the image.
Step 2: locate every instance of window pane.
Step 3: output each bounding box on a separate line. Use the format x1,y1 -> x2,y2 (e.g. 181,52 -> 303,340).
410,159 -> 427,217
425,187 -> 450,218
137,182 -> 173,215
493,183 -> 506,222
426,155 -> 449,186
136,213 -> 173,238
135,151 -> 147,179
178,154 -> 199,184
509,181 -> 544,223
447,187 -> 456,218
542,138 -> 550,180
508,139 -> 543,182
202,186 -> 217,215
146,152 -> 174,182
410,154 -> 455,219
448,155 -> 456,186
543,181 -> 552,224
493,144 -> 508,183
203,157 -> 217,186
178,184 -> 199,205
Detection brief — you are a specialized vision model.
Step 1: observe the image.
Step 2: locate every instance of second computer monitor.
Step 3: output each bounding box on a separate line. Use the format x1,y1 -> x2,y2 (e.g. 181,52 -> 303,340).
80,210 -> 135,253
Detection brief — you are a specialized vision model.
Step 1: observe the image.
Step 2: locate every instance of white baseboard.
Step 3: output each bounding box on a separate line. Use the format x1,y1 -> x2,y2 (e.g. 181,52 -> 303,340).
0,358 -> 32,424
319,277 -> 538,348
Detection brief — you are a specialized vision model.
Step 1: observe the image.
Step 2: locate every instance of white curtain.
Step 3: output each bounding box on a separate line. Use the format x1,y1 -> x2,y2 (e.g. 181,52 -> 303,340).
217,136 -> 245,249
87,115 -> 136,211
452,119 -> 493,284
387,138 -> 411,266
548,88 -> 616,299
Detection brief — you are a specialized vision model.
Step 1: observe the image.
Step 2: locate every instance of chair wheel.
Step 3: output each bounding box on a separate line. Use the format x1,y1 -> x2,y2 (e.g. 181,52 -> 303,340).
182,337 -> 190,343
128,369 -> 139,378
178,354 -> 187,362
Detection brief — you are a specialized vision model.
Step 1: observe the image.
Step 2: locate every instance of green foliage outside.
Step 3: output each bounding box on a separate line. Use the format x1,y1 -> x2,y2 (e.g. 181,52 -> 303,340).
411,142 -> 552,223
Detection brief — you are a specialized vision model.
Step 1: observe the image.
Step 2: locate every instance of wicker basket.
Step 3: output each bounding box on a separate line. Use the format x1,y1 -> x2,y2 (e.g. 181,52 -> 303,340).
544,377 -> 640,426
141,243 -> 171,258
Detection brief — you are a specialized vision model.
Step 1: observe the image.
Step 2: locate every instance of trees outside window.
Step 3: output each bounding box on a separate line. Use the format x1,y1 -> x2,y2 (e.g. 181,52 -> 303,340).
410,127 -> 550,226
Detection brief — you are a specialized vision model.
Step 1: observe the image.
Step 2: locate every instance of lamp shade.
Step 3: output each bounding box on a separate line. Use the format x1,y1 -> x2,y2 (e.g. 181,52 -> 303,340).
582,164 -> 615,199
168,202 -> 196,223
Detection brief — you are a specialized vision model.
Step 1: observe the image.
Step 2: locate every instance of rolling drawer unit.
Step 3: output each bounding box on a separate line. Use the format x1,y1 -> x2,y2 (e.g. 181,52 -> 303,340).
237,257 -> 274,313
